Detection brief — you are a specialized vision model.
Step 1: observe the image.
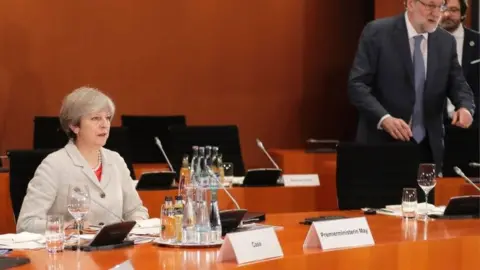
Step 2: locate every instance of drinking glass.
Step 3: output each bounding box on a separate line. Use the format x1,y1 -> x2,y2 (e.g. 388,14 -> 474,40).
417,163 -> 436,219
182,186 -> 196,244
222,162 -> 234,188
401,188 -> 417,218
401,218 -> 417,241
47,253 -> 64,270
45,215 -> 65,253
67,185 -> 90,247
195,187 -> 211,244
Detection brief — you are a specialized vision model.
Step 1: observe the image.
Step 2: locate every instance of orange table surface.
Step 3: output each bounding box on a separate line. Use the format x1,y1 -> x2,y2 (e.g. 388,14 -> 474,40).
1,154 -> 479,234
8,211 -> 480,269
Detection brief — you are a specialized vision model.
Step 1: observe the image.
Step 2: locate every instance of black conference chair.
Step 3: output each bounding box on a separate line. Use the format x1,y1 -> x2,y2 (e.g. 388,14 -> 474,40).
168,125 -> 246,176
103,127 -> 136,180
35,125 -> 136,179
442,125 -> 480,177
33,116 -> 68,149
121,115 -> 186,163
335,142 -> 430,210
8,149 -> 56,222
33,115 -> 136,179
0,156 -> 8,172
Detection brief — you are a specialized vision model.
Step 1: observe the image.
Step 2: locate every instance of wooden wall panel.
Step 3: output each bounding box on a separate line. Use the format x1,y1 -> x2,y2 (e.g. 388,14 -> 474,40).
0,1 -> 367,168
375,0 -> 405,19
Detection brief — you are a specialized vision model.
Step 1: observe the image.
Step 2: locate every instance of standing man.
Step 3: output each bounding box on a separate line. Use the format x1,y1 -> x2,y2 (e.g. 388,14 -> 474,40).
348,0 -> 475,169
440,0 -> 480,126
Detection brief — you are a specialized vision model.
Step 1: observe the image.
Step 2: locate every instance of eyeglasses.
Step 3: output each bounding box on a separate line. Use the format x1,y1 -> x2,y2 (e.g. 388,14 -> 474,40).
441,7 -> 460,13
417,0 -> 447,12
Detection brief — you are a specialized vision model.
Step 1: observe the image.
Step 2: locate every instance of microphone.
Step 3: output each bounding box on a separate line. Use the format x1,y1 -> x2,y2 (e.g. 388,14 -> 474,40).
154,137 -> 174,172
207,168 -> 241,209
255,138 -> 283,184
453,167 -> 480,192
306,139 -> 339,144
255,138 -> 280,170
469,162 -> 480,168
207,167 -> 254,230
72,187 -> 125,223
471,59 -> 480,65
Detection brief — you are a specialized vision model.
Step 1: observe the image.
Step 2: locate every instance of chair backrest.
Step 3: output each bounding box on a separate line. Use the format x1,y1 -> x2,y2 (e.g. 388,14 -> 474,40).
103,127 -> 136,180
8,149 -> 56,221
168,125 -> 246,176
443,126 -> 480,177
120,115 -> 187,163
34,116 -> 136,179
33,116 -> 68,149
336,142 -> 422,210
0,156 -> 7,172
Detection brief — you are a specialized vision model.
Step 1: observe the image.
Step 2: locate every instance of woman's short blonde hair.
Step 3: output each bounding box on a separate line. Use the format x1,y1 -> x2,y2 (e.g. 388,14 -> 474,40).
59,86 -> 115,139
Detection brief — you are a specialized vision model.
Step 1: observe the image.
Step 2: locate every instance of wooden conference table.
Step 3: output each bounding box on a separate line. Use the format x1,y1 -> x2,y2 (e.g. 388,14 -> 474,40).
0,156 -> 479,233
9,211 -> 480,269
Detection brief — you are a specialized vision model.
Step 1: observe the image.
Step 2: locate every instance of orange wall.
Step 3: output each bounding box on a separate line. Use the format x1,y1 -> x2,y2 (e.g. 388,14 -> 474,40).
0,1 -> 367,168
375,0 -> 473,27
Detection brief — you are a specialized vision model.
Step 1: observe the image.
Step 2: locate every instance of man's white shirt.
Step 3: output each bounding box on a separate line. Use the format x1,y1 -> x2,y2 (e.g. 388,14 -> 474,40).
377,13 -> 429,129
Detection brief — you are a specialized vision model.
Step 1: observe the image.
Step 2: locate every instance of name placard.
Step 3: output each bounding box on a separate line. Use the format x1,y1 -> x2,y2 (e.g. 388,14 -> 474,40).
283,174 -> 320,187
303,217 -> 374,250
110,260 -> 134,270
217,227 -> 283,264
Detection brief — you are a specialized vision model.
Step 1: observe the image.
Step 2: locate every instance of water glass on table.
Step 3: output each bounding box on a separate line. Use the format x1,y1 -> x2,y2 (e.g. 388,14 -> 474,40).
401,188 -> 417,219
67,184 -> 90,248
45,215 -> 65,253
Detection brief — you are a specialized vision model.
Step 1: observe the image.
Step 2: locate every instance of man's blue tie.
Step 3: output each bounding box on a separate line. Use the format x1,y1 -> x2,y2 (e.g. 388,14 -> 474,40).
412,35 -> 426,143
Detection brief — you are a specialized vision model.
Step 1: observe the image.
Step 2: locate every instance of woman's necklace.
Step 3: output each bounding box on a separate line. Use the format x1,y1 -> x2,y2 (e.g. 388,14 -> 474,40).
93,150 -> 102,171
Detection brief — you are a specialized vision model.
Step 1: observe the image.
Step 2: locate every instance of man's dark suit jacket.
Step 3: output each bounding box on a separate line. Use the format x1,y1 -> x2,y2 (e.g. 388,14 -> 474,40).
348,14 -> 475,168
444,27 -> 480,126
442,27 -> 480,177
461,27 -> 479,125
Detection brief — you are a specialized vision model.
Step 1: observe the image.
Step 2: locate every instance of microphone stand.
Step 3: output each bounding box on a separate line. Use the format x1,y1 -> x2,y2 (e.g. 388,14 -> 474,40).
256,138 -> 283,184
454,166 -> 480,192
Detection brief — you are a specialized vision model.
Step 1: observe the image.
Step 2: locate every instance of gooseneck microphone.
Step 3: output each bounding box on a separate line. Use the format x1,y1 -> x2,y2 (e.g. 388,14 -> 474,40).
471,59 -> 480,65
154,137 -> 174,172
306,139 -> 339,144
73,187 -> 125,223
469,162 -> 480,168
453,167 -> 480,192
207,168 -> 241,209
255,138 -> 280,170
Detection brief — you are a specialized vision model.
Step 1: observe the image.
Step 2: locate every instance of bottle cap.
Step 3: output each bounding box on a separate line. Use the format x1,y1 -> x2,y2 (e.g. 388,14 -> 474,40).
165,196 -> 173,201
175,195 -> 183,201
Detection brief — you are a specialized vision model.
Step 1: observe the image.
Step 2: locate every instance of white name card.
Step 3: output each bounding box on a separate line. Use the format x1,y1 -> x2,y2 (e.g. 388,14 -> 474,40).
110,260 -> 134,270
217,227 -> 283,265
303,217 -> 374,250
283,174 -> 320,187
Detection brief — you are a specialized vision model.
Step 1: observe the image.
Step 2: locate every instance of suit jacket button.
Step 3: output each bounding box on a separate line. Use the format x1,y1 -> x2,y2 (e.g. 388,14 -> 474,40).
100,193 -> 106,198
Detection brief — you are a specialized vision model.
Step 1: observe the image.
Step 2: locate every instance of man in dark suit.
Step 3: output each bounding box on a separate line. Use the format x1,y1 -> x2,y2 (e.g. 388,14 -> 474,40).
348,0 -> 475,169
439,0 -> 479,177
440,0 -> 480,126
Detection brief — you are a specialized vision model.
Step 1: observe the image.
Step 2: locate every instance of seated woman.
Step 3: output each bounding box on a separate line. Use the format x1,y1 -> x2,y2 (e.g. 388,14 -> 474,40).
17,87 -> 149,233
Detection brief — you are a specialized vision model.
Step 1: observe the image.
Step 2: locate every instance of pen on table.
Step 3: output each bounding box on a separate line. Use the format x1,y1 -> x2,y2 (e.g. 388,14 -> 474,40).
376,208 -> 395,213
241,218 -> 260,225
